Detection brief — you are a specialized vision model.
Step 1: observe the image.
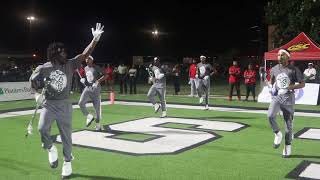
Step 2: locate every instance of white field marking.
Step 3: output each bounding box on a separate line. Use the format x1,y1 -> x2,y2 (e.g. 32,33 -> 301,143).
1,100 -> 320,119
56,117 -> 246,154
297,128 -> 320,140
0,101 -> 111,119
299,163 -> 320,179
114,101 -> 320,118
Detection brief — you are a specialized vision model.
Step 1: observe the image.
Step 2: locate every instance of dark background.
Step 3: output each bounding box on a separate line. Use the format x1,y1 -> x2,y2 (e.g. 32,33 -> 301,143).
0,0 -> 268,61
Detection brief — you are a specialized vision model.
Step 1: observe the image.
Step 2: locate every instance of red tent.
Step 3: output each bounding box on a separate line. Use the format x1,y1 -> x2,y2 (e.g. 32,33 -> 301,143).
264,32 -> 320,61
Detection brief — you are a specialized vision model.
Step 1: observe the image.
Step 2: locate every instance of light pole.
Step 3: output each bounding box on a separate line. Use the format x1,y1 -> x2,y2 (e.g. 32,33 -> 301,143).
26,16 -> 36,35
26,16 -> 36,65
26,16 -> 36,43
151,28 -> 159,55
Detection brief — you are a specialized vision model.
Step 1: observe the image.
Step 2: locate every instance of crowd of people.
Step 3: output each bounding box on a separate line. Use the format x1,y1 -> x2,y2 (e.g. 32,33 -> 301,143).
0,63 -> 33,82
3,57 -> 320,103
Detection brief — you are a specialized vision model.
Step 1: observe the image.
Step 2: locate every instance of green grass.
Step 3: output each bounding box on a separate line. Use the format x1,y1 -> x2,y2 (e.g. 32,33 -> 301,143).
0,104 -> 320,179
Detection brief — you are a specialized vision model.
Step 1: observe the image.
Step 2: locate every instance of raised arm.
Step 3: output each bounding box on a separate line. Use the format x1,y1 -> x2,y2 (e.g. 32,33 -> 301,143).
75,23 -> 104,62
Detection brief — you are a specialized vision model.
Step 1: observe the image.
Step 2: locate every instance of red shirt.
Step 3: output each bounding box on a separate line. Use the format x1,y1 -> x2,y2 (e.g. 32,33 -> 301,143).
79,67 -> 85,78
105,67 -> 113,81
229,65 -> 241,83
189,64 -> 197,79
244,70 -> 256,84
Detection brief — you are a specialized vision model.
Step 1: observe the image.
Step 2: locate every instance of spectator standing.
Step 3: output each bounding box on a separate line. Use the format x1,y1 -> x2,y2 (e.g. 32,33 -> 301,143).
244,64 -> 257,101
228,60 -> 241,101
188,59 -> 197,97
303,62 -> 316,83
117,63 -> 128,94
128,65 -> 137,94
172,64 -> 181,95
105,63 -> 114,92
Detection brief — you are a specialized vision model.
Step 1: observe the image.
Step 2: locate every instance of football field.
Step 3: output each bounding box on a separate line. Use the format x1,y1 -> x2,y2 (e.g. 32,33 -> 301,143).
0,101 -> 320,180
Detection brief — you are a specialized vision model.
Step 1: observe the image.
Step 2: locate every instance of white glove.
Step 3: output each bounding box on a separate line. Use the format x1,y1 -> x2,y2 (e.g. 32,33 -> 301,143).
268,83 -> 278,96
92,81 -> 99,88
149,77 -> 155,84
35,93 -> 45,106
80,78 -> 86,84
188,80 -> 191,85
204,76 -> 209,80
92,23 -> 104,42
195,74 -> 199,79
154,69 -> 164,79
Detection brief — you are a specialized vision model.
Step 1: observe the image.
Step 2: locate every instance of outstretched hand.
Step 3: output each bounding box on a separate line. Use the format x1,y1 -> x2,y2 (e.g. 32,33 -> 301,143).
80,78 -> 86,85
92,81 -> 99,88
92,23 -> 104,42
35,93 -> 45,106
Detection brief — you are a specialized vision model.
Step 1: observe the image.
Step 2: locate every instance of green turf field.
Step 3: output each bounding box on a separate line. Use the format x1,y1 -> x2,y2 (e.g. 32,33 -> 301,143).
1,103 -> 320,180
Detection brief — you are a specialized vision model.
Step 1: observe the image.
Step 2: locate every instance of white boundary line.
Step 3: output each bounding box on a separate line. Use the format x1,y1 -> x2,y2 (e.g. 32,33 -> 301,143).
114,101 -> 320,118
0,101 -> 320,119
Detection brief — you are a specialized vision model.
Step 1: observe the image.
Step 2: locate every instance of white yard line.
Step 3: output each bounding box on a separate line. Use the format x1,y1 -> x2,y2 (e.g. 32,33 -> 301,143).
0,101 -> 320,119
114,101 -> 320,118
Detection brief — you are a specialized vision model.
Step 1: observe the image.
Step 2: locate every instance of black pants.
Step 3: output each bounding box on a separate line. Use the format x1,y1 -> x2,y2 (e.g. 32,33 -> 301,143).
79,82 -> 84,93
229,82 -> 240,97
245,83 -> 256,100
119,74 -> 127,94
129,76 -> 136,94
174,76 -> 180,95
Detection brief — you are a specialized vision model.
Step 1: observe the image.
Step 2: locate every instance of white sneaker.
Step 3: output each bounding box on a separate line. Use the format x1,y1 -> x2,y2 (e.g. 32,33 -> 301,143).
199,97 -> 204,104
48,145 -> 58,168
154,103 -> 161,113
204,105 -> 209,110
61,161 -> 72,179
161,111 -> 167,118
86,114 -> 95,127
95,123 -> 103,131
282,145 -> 291,158
273,131 -> 282,149
188,94 -> 193,97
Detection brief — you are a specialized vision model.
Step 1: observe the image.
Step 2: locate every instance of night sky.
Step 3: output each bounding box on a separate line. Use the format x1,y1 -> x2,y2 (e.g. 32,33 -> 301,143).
1,0 -> 268,61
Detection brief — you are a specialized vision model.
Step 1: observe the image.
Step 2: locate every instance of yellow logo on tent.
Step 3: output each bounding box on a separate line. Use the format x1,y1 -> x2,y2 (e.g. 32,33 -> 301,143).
288,42 -> 310,52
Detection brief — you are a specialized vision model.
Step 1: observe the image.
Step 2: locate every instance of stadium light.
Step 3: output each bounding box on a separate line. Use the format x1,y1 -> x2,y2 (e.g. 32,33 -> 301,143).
152,29 -> 159,37
27,16 -> 36,22
26,16 -> 36,30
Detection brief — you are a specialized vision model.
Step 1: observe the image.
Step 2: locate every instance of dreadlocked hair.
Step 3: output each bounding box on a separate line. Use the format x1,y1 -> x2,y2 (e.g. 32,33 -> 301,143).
47,42 -> 65,63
